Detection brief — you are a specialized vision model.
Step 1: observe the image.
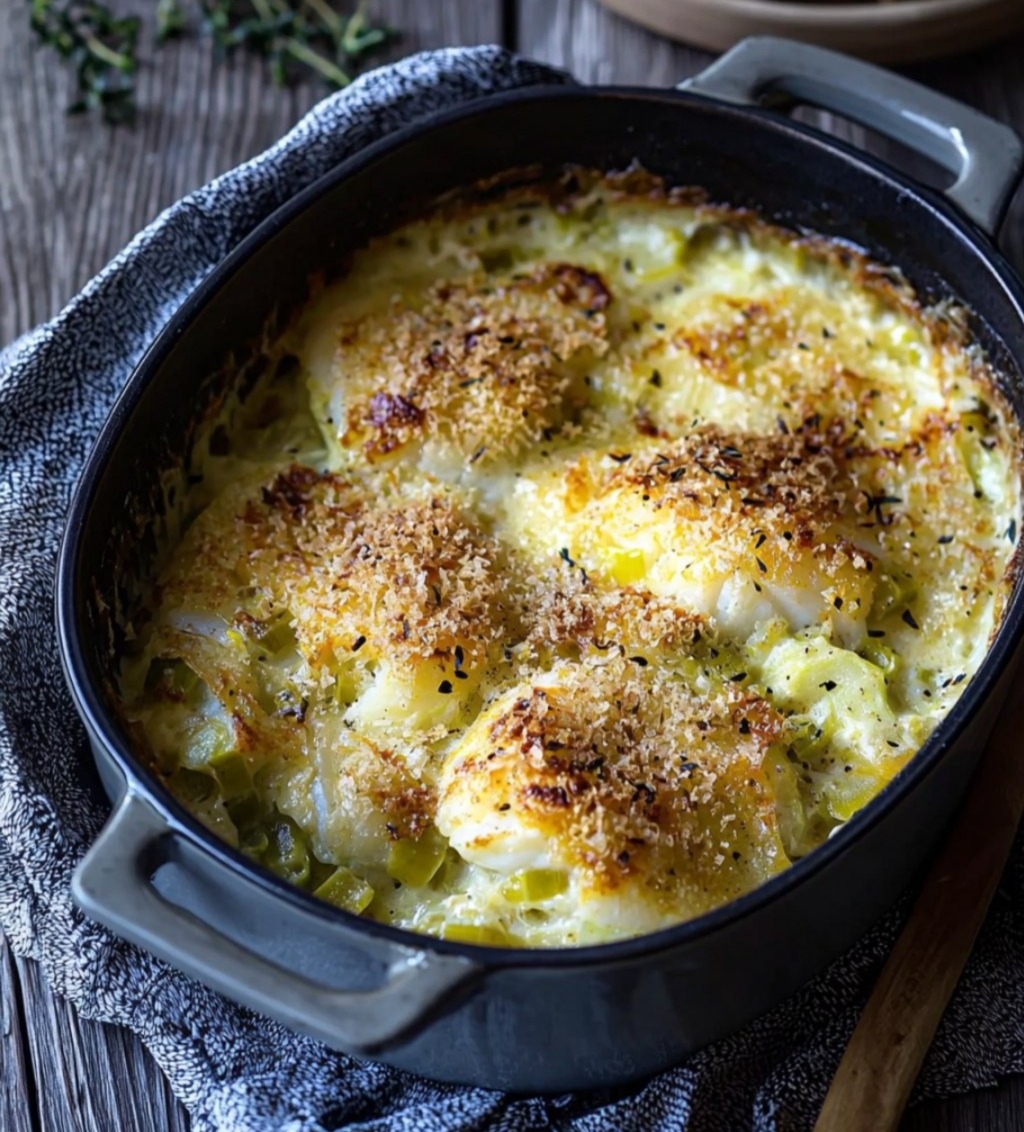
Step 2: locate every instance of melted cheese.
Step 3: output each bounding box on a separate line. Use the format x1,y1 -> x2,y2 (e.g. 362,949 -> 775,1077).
119,168 -> 1022,948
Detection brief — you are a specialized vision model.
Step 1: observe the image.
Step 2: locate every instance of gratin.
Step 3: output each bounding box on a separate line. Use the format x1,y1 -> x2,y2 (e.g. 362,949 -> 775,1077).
118,168 -> 1022,947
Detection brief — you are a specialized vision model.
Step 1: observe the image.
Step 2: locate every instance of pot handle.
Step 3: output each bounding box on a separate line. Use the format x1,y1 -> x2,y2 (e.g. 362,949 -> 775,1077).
679,36 -> 1023,237
72,790 -> 479,1053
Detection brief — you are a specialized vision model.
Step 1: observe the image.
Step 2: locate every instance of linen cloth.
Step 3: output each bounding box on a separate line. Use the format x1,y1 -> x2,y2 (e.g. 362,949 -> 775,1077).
3,46 -> 1024,1131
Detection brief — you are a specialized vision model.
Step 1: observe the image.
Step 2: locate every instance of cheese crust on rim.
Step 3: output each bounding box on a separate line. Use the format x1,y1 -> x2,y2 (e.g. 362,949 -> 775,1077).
119,168 -> 1022,948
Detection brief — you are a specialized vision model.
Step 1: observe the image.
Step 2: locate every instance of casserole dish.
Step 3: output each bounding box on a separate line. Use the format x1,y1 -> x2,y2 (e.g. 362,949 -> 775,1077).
58,38 -> 1024,1091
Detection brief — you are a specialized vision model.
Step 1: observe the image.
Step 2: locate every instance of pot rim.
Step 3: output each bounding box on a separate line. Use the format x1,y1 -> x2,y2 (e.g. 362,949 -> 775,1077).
57,81 -> 1024,970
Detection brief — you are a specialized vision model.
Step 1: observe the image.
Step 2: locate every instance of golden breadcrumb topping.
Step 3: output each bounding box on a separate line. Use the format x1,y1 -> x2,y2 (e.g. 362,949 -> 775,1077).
330,262 -> 609,467
120,167 -> 1022,948
438,657 -> 789,909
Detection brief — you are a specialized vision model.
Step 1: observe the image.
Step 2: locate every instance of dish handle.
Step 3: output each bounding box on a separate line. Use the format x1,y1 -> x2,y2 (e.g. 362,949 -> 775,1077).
679,36 -> 1023,237
72,790 -> 480,1053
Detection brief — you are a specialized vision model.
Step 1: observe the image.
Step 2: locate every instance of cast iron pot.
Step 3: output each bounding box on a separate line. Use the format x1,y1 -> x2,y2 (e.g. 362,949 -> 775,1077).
57,38 -> 1024,1092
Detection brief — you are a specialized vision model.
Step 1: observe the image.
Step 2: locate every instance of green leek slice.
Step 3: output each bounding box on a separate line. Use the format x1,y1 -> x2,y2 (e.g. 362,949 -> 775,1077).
386,826 -> 448,887
263,813 -> 311,887
313,866 -> 375,914
500,869 -> 568,903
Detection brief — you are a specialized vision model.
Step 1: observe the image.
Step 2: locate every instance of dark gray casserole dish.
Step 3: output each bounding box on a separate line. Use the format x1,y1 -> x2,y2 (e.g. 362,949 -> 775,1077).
57,38 -> 1024,1091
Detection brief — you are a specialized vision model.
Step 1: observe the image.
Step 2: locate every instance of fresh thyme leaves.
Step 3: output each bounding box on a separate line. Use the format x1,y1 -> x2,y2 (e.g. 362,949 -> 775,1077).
30,1 -> 141,124
156,0 -> 187,42
29,0 -> 393,125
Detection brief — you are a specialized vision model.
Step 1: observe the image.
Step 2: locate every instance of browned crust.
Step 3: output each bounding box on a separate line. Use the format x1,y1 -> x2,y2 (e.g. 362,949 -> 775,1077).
443,659 -> 787,894
335,262 -> 610,465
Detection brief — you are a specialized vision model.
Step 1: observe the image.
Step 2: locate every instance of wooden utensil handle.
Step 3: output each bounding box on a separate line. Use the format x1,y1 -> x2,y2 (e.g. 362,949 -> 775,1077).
815,660 -> 1024,1132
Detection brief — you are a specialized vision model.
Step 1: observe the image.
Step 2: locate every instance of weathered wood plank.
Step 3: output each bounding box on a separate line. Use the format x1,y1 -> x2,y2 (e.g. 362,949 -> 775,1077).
1,935 -> 36,1132
14,954 -> 188,1132
905,1077 -> 1024,1132
517,0 -> 711,86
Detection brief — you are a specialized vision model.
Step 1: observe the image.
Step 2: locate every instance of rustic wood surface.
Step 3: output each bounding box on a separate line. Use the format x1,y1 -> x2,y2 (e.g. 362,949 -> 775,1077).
3,1 -> 1024,1128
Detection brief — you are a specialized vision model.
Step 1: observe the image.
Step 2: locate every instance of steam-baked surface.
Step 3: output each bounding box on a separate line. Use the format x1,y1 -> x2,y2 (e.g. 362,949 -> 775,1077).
118,168 -> 1021,947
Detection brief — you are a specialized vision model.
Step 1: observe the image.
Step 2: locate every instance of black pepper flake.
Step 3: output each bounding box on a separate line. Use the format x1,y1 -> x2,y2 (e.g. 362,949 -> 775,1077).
783,530 -> 793,541
819,680 -> 837,691
459,377 -> 483,388
609,452 -> 632,464
833,596 -> 844,611
755,556 -> 767,574
938,535 -> 954,545
469,445 -> 487,464
953,673 -> 966,685
498,803 -> 511,811
822,327 -> 835,339
886,740 -> 899,749
738,718 -> 750,735
559,547 -> 576,567
777,415 -> 790,436
454,671 -> 469,680
624,257 -> 634,272
902,609 -> 920,630
438,680 -> 453,695
669,466 -> 686,483
629,655 -> 649,667
653,321 -> 666,331
1007,519 -> 1018,543
868,629 -> 885,638
754,532 -> 767,549
868,493 -> 902,525
797,342 -> 809,351
650,369 -> 663,388
730,672 -> 747,683
680,760 -> 699,775
352,635 -> 367,651
753,581 -> 762,593
696,458 -> 737,484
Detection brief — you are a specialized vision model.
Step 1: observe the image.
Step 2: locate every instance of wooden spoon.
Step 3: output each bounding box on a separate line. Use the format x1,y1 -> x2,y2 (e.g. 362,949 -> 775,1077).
815,655 -> 1024,1131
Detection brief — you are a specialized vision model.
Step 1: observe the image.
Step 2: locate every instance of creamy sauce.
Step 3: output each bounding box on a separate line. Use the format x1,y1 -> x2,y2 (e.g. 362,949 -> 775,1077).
118,169 -> 1022,947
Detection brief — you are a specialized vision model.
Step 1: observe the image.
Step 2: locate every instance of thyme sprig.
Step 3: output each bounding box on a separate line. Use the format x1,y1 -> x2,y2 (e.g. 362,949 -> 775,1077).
30,1 -> 141,123
29,0 -> 393,125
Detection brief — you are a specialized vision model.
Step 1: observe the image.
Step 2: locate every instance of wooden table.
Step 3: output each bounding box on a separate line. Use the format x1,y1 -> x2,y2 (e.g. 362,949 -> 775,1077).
3,2 -> 1024,1128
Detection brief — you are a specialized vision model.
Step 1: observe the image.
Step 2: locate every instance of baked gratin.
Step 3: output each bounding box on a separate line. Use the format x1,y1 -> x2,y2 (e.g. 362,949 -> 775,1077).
118,168 -> 1022,947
